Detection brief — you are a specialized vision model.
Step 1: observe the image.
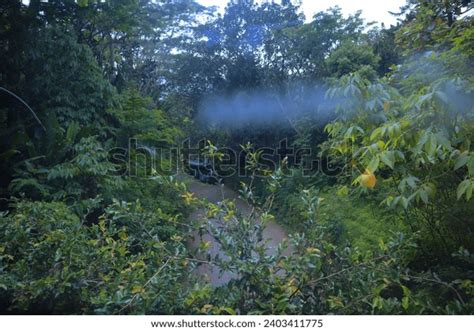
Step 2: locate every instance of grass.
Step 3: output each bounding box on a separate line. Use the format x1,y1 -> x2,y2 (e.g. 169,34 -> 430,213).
271,176 -> 407,255
319,188 -> 405,253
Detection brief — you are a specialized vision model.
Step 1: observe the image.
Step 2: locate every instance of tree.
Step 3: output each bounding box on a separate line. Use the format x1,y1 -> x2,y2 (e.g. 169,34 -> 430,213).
325,41 -> 380,80
395,0 -> 473,51
263,7 -> 367,84
368,25 -> 402,76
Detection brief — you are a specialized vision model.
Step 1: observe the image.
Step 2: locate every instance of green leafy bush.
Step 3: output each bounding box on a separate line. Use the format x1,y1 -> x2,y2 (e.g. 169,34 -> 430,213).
0,199 -> 192,314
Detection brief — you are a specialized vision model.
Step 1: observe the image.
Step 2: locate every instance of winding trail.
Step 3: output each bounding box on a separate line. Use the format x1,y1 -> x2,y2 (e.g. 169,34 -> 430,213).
184,177 -> 290,287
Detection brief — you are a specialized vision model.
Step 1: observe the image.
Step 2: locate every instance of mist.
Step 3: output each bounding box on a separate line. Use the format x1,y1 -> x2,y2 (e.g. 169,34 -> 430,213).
197,84 -> 339,130
197,51 -> 474,132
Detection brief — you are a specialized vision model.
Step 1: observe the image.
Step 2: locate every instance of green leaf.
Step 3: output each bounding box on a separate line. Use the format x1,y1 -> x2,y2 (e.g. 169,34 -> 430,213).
336,186 -> 349,196
424,134 -> 437,156
402,296 -> 409,310
77,0 -> 89,7
372,296 -> 383,310
367,156 -> 380,172
370,127 -> 383,141
468,156 -> 474,176
419,189 -> 429,204
401,285 -> 411,297
380,151 -> 395,169
457,179 -> 472,200
401,285 -> 410,310
221,307 -> 237,315
419,93 -> 433,104
467,183 -> 473,201
454,153 -> 469,171
406,176 -> 419,189
401,197 -> 409,209
66,121 -> 80,144
391,196 -> 401,208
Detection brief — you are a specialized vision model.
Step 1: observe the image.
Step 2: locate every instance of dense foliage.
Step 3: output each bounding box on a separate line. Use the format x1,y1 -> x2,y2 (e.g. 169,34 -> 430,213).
0,0 -> 473,314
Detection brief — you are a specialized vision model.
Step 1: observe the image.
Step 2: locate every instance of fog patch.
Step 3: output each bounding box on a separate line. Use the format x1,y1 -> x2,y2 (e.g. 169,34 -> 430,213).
197,84 -> 340,130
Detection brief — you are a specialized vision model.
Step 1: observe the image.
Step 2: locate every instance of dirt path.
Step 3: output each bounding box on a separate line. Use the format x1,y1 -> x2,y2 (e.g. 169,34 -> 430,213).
184,177 -> 290,287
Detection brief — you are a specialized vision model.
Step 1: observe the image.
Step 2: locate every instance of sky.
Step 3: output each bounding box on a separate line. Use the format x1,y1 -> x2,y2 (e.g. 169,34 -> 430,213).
197,0 -> 407,27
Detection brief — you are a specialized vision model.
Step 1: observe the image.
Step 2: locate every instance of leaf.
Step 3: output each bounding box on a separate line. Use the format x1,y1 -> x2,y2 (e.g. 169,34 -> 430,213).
457,179 -> 472,200
391,196 -> 401,208
406,176 -> 419,189
367,156 -> 380,172
376,141 -> 386,151
419,189 -> 429,204
336,186 -> 349,196
402,296 -> 409,310
328,296 -> 345,309
131,285 -> 143,294
401,285 -> 411,297
118,231 -> 128,241
372,296 -> 383,310
401,197 -> 409,209
469,156 -> 474,176
77,0 -> 89,7
419,93 -> 433,104
380,151 -> 395,169
66,121 -> 80,144
221,307 -> 237,315
424,134 -> 437,156
454,153 -> 469,171
401,285 -> 410,310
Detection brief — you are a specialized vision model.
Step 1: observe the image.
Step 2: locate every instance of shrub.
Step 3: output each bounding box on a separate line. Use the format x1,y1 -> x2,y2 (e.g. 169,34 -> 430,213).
0,199 -> 191,314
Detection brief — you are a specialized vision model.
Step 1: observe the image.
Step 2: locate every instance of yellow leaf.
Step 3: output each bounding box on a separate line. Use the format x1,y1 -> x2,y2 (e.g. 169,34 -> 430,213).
306,247 -> 321,254
131,285 -> 143,294
181,192 -> 196,205
171,234 -> 183,242
200,241 -> 212,250
223,210 -> 235,221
